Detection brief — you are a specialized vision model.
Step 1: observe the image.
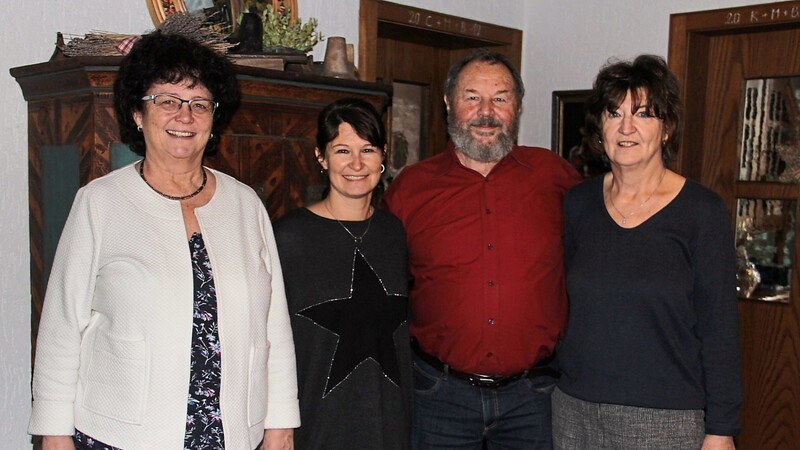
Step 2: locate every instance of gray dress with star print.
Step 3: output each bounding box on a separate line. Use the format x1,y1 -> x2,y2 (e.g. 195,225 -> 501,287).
274,207 -> 411,450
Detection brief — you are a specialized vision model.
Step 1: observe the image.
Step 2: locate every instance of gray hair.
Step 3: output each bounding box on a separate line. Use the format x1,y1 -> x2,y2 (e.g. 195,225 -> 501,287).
443,50 -> 525,106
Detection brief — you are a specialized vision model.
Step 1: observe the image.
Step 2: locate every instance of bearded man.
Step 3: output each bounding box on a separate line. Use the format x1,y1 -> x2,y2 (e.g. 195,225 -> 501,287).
384,50 -> 582,449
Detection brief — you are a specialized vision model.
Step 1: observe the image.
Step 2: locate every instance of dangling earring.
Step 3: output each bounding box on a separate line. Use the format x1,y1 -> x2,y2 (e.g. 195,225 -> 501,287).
380,164 -> 386,174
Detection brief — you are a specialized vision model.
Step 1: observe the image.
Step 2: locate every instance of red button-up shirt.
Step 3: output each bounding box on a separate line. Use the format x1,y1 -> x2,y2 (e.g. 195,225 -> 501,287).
384,144 -> 581,375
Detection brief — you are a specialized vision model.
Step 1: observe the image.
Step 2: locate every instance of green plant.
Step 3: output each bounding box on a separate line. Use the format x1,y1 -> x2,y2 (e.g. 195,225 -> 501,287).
261,4 -> 323,52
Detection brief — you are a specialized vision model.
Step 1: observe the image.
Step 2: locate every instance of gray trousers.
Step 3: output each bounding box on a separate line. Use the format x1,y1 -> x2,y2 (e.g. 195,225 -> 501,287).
552,387 -> 705,450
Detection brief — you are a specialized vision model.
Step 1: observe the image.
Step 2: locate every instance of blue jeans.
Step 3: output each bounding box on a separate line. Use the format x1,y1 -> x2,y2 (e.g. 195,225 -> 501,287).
412,353 -> 557,449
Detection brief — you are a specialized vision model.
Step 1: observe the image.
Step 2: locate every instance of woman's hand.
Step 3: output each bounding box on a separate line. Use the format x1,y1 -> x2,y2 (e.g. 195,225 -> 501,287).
261,428 -> 294,450
701,434 -> 735,450
41,435 -> 75,450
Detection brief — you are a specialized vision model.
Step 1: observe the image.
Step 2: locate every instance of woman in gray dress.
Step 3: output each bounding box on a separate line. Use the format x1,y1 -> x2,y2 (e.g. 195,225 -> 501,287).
274,98 -> 411,450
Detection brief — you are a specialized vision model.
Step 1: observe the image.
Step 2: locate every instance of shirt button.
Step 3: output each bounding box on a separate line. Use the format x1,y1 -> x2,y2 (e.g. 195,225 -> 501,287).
488,281 -> 495,287
487,352 -> 494,358
488,318 -> 495,325
485,208 -> 492,214
487,243 -> 494,250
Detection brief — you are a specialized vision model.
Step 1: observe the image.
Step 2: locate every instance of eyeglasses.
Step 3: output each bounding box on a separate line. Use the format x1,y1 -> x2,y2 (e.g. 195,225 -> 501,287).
141,94 -> 218,116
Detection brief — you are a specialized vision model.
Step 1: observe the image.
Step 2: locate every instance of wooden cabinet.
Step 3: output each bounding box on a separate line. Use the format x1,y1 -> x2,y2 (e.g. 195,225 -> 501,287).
10,56 -> 391,355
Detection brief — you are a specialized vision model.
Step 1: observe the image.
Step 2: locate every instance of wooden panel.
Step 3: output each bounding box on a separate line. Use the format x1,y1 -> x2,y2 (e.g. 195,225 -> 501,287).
669,3 -> 800,448
359,0 -> 380,82
26,100 -> 54,364
376,38 -> 449,159
693,33 -> 742,201
242,136 -> 286,215
10,57 -> 123,100
92,94 -> 118,179
282,137 -> 324,209
205,135 -> 241,180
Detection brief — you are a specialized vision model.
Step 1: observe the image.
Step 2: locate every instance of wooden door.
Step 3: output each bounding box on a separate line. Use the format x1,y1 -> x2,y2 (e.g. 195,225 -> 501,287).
359,0 -> 522,160
669,3 -> 800,448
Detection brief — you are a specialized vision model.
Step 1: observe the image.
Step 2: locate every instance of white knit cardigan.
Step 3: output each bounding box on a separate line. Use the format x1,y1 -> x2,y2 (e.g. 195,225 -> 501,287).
28,163 -> 300,449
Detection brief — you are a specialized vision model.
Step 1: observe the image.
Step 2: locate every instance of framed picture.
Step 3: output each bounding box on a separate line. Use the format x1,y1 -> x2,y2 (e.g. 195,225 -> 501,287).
551,89 -> 591,158
146,0 -> 188,25
552,89 -> 608,178
146,0 -> 298,29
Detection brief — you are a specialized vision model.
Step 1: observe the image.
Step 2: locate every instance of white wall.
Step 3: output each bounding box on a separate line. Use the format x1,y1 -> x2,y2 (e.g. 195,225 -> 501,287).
0,0 -> 776,446
521,0 -> 773,147
1,4 -> 152,448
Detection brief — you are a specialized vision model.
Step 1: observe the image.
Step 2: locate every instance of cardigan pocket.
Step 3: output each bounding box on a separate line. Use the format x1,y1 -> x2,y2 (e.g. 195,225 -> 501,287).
247,343 -> 271,426
82,332 -> 148,424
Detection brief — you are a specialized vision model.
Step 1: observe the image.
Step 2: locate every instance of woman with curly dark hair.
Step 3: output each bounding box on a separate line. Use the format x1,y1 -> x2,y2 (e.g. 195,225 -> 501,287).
28,31 -> 299,450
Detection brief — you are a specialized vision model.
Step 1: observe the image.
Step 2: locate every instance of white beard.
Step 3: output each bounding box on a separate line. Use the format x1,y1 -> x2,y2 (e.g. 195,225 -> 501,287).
448,114 -> 519,162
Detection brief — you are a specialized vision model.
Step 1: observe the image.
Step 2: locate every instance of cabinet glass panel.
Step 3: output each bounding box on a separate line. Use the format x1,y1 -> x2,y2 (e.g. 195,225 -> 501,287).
738,77 -> 800,182
735,197 -> 795,303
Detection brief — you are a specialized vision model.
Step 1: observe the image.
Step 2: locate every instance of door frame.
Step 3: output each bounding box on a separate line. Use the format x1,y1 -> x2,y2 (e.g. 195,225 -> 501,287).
358,0 -> 522,83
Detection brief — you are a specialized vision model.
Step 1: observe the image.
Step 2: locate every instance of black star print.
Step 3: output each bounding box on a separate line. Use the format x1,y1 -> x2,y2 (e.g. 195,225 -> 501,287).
298,250 -> 408,396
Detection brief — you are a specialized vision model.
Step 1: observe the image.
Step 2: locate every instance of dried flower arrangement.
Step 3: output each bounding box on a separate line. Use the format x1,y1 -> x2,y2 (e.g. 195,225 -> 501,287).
58,11 -> 233,57
58,32 -> 139,57
158,11 -> 235,53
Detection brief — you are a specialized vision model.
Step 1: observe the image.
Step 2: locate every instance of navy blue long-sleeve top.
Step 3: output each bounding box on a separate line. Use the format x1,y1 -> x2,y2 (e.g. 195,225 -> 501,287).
557,176 -> 742,436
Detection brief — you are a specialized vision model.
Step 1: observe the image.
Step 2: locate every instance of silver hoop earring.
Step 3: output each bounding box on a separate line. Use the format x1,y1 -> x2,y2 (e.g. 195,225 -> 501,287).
210,133 -> 215,140
137,126 -> 142,132
380,164 -> 386,174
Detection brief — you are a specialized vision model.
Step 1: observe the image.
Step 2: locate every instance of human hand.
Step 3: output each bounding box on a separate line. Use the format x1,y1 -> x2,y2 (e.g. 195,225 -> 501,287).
260,428 -> 294,450
701,434 -> 735,450
41,435 -> 75,450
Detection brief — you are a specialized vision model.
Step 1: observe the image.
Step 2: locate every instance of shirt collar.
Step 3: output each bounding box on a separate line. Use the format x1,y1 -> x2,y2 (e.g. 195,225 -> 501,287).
506,147 -> 535,170
437,141 -> 529,177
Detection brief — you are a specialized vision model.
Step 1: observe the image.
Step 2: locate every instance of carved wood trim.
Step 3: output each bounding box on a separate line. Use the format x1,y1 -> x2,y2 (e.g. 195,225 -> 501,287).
358,0 -> 522,82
